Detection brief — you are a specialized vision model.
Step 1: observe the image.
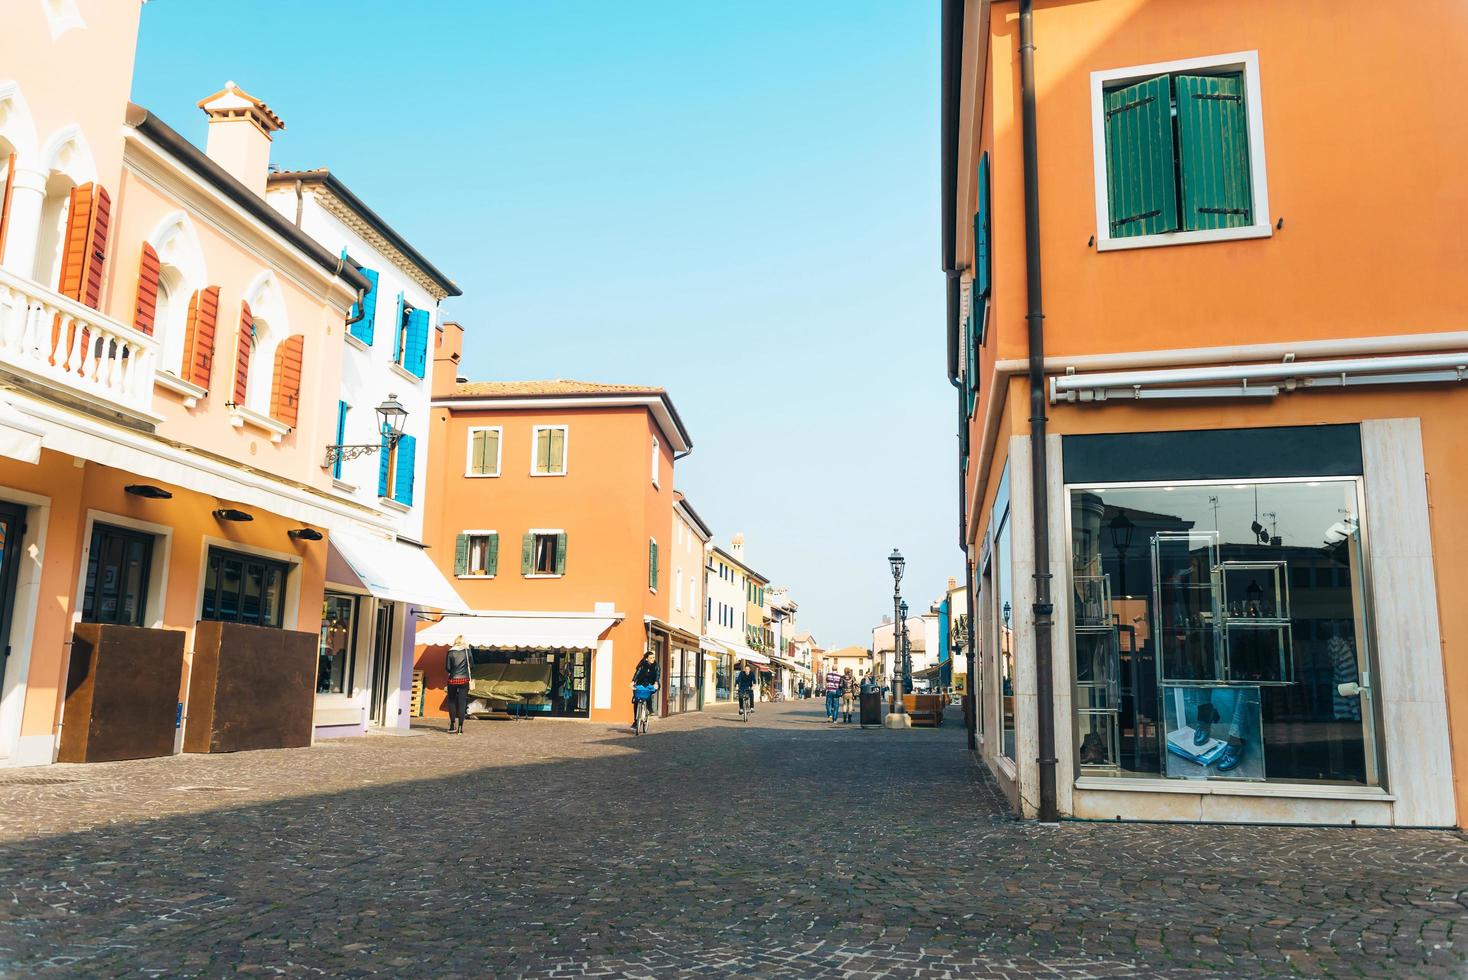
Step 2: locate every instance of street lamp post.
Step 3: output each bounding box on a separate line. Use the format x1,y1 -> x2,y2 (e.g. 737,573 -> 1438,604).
886,549 -> 910,729
899,598 -> 911,696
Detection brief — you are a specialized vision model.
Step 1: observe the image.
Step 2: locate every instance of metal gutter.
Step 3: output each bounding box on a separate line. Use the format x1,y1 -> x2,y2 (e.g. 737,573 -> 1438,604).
123,104 -> 369,294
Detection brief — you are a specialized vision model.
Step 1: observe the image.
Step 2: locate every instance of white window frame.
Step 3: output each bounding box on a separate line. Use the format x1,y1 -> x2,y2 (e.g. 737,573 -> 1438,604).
648,536 -> 658,594
674,565 -> 683,610
650,436 -> 660,487
465,426 -> 503,478
530,425 -> 569,477
526,527 -> 565,578
74,510 -> 173,630
459,528 -> 498,579
1090,50 -> 1271,252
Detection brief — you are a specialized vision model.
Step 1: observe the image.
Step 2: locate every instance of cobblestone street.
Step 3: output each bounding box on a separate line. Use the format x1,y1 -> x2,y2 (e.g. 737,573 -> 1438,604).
0,701 -> 1465,978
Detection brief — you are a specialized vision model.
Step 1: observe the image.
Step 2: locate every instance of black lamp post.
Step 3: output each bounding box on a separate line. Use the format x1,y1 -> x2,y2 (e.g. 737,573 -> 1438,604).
323,395 -> 409,469
1108,510 -> 1135,601
888,548 -> 906,720
899,598 -> 912,696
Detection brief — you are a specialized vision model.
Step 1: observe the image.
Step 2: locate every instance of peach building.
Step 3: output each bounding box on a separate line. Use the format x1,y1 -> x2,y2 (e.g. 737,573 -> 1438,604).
415,323 -> 694,726
945,0 -> 1466,826
0,1 -> 459,766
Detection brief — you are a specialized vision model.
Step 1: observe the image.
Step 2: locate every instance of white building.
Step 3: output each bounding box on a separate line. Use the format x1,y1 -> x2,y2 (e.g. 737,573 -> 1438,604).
668,491 -> 711,713
265,169 -> 466,736
871,612 -> 941,691
705,541 -> 766,702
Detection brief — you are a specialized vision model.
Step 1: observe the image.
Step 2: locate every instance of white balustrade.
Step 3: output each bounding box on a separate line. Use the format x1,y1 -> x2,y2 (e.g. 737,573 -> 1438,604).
0,266 -> 158,417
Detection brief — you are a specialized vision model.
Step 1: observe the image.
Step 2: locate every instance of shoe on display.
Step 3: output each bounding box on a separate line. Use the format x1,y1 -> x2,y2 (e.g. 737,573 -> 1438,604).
1192,724 -> 1211,746
1216,741 -> 1244,772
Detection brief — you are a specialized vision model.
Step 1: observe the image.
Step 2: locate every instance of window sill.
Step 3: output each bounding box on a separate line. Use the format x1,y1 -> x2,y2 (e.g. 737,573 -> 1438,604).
229,405 -> 290,442
1073,775 -> 1393,802
389,362 -> 423,385
1096,223 -> 1272,252
377,496 -> 411,514
332,478 -> 358,494
456,574 -> 496,580
463,472 -> 501,479
524,573 -> 564,579
344,333 -> 371,354
155,371 -> 208,408
529,470 -> 568,478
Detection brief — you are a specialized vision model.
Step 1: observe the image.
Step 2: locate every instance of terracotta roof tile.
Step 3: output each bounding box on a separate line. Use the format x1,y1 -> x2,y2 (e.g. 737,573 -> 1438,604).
447,379 -> 666,398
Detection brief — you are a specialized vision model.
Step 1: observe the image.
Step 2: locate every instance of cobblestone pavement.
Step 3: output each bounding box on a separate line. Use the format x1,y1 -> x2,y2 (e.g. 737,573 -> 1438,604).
0,701 -> 1465,978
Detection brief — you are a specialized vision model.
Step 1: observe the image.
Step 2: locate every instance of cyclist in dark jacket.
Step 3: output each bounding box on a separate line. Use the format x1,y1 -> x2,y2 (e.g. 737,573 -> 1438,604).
734,662 -> 759,714
631,651 -> 660,730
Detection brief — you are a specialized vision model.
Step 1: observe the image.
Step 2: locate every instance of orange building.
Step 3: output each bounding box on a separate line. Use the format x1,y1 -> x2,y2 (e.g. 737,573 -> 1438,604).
945,0 -> 1466,826
415,324 -> 693,725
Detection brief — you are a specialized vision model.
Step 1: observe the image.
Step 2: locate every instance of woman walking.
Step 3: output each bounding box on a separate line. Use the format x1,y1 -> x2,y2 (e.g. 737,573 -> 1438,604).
445,635 -> 472,734
840,667 -> 857,724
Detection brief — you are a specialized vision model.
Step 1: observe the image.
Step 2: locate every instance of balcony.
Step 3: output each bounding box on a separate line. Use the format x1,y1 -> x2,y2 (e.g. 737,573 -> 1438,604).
0,266 -> 159,419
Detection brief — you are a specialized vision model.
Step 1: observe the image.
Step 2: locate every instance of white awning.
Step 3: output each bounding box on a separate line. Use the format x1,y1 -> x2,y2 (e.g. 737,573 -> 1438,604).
417,611 -> 621,650
0,399 -> 43,464
328,529 -> 469,613
699,636 -> 728,655
725,643 -> 770,665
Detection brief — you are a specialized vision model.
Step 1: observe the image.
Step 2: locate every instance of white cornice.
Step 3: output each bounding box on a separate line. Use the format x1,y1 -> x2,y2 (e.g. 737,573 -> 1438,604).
432,395 -> 691,453
307,188 -> 450,302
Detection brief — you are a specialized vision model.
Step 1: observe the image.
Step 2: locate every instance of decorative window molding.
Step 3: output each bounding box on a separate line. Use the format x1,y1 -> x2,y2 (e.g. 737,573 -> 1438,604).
229,404 -> 288,442
42,0 -> 86,41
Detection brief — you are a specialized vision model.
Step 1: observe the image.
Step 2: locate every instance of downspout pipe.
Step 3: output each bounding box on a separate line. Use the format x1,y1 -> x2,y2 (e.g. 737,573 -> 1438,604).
1019,0 -> 1059,824
940,0 -> 977,753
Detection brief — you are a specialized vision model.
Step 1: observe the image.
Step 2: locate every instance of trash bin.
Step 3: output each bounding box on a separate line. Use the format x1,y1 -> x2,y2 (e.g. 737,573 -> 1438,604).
859,690 -> 882,728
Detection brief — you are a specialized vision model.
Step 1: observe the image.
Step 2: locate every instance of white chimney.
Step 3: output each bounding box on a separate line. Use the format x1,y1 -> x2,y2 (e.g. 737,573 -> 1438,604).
730,533 -> 745,559
197,81 -> 284,196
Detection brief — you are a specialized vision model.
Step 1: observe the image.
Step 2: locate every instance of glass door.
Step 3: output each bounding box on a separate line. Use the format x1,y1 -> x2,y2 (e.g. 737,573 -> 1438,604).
369,602 -> 394,726
0,503 -> 25,691
82,523 -> 153,626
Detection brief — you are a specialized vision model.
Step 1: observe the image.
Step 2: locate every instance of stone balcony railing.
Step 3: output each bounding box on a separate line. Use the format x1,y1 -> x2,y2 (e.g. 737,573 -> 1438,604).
0,266 -> 159,418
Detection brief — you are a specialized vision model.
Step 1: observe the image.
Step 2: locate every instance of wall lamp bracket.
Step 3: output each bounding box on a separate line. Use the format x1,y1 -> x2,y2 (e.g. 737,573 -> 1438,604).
213,508 -> 254,523
288,527 -> 324,542
125,484 -> 173,499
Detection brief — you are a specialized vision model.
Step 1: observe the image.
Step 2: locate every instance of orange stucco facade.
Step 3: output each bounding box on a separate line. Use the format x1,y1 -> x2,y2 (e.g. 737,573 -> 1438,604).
954,0 -> 1468,825
416,325 -> 682,725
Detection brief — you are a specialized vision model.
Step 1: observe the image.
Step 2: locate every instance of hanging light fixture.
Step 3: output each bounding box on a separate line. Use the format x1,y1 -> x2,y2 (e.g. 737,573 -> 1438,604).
323,394 -> 410,469
288,527 -> 324,542
213,508 -> 253,523
125,484 -> 173,500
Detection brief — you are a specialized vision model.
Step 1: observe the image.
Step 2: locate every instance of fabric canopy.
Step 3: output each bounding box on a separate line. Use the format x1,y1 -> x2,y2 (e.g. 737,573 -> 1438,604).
417,611 -> 620,650
724,643 -> 769,665
328,529 -> 469,613
0,399 -> 44,464
699,637 -> 728,655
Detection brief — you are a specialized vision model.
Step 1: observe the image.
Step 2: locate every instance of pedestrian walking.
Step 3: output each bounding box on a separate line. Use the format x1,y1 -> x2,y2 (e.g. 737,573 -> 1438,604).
445,635 -> 472,734
824,666 -> 842,723
840,667 -> 857,723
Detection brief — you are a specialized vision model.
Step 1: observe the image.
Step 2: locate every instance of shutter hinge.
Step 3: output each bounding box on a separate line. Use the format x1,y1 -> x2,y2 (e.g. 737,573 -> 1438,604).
1110,210 -> 1162,229
1192,93 -> 1242,103
1105,95 -> 1154,119
1197,208 -> 1249,216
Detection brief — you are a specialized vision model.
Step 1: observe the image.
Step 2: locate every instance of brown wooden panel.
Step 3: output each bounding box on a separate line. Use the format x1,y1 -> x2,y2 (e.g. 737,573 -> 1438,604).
59,624 -> 185,763
185,621 -> 315,753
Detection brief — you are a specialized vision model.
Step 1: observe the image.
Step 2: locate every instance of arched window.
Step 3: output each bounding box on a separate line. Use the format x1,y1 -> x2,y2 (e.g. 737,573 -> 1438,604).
146,213 -> 206,376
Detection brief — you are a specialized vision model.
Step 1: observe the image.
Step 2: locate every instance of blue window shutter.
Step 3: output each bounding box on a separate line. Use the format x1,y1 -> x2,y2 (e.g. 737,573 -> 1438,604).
351,268 -> 378,345
377,430 -> 391,497
393,292 -> 406,362
974,152 -> 991,297
333,401 -> 348,479
405,308 -> 429,379
394,434 -> 416,505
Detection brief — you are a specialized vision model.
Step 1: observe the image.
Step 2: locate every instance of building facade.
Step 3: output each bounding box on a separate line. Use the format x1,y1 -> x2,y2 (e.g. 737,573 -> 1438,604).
944,0 -> 1462,825
663,492 -> 711,715
262,168 -> 466,737
415,324 -> 692,726
705,541 -> 767,700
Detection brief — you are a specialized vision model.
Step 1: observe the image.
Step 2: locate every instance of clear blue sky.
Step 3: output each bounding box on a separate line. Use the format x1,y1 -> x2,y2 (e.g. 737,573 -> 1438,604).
133,1 -> 958,648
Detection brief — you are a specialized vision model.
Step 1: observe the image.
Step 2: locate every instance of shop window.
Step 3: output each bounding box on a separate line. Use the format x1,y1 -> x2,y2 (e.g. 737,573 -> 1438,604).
532,425 -> 567,476
1067,479 -> 1376,786
82,522 -> 153,627
201,546 -> 290,628
994,506 -> 1015,764
318,592 -> 357,694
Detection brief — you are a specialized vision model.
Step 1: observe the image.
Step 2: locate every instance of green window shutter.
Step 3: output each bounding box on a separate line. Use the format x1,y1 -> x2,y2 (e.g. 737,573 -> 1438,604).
521,533 -> 534,575
555,533 -> 568,575
649,540 -> 658,590
454,533 -> 469,576
973,152 -> 991,297
1175,73 -> 1252,231
1103,75 -> 1179,238
487,533 -> 499,576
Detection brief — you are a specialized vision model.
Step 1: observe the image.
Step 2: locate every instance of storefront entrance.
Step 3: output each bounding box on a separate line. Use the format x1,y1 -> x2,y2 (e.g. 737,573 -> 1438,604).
369,602 -> 394,727
548,649 -> 589,716
666,645 -> 701,714
0,503 -> 23,694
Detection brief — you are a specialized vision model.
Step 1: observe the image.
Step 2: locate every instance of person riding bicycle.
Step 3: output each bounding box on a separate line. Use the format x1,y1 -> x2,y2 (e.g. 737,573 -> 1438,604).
734,661 -> 759,716
630,651 -> 660,731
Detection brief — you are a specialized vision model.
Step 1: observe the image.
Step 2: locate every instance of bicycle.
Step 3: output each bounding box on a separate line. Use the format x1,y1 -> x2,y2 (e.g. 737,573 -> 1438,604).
632,684 -> 656,735
738,690 -> 753,721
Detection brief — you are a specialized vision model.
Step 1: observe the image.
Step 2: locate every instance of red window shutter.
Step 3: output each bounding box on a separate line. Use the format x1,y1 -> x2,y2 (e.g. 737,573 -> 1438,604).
181,285 -> 219,389
57,183 -> 93,299
82,185 -> 111,309
269,334 -> 304,428
55,182 -> 111,309
232,300 -> 253,406
0,152 -> 16,265
133,243 -> 161,336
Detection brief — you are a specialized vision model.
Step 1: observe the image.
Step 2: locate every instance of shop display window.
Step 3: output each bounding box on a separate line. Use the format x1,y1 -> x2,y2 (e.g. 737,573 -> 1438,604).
318,593 -> 356,694
1068,479 -> 1375,787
